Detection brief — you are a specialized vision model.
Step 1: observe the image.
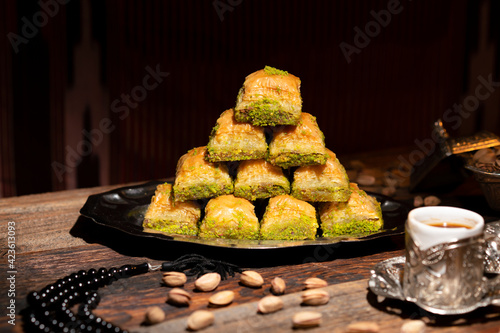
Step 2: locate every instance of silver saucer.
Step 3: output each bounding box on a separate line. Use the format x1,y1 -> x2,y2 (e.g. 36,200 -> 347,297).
485,221 -> 500,273
369,255 -> 500,315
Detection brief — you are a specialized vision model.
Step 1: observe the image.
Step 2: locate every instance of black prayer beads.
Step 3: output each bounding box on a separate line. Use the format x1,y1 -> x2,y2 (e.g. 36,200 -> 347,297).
24,255 -> 241,332
26,263 -> 149,333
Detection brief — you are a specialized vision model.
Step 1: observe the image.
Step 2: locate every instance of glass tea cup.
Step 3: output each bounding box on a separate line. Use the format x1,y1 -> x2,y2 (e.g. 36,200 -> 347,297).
403,206 -> 488,314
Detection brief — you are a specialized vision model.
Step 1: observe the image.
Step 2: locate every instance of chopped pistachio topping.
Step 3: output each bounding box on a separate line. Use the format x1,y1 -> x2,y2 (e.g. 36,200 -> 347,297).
234,98 -> 300,127
264,66 -> 289,76
322,219 -> 382,238
143,219 -> 198,236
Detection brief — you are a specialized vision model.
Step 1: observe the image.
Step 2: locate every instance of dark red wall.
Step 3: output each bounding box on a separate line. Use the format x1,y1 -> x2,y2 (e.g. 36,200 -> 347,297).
2,0 -> 499,196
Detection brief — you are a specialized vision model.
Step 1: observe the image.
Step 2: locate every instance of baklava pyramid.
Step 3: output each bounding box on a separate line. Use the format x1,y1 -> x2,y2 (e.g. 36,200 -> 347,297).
143,66 -> 383,240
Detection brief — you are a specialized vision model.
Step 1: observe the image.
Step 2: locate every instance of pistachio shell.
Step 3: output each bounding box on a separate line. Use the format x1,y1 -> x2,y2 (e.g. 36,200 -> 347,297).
473,149 -> 496,164
144,306 -> 165,324
346,321 -> 380,332
424,195 -> 441,206
187,310 -> 214,331
195,272 -> 221,292
240,271 -> 264,288
301,289 -> 330,306
257,295 -> 283,314
292,311 -> 322,328
270,277 -> 286,295
357,174 -> 376,186
208,290 -> 234,307
167,288 -> 191,306
304,277 -> 328,289
400,320 -> 426,333
162,271 -> 187,287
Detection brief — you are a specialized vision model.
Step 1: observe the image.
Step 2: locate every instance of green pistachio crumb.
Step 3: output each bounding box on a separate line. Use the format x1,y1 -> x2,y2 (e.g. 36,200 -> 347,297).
264,66 -> 289,76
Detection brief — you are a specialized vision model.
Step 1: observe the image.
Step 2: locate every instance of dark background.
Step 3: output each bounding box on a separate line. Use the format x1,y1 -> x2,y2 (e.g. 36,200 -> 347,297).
1,0 -> 499,197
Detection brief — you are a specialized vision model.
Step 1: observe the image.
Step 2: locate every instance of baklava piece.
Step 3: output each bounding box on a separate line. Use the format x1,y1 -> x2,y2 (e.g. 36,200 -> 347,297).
206,109 -> 268,162
173,146 -> 233,202
268,112 -> 328,168
260,195 -> 319,240
319,183 -> 383,237
234,159 -> 290,201
143,183 -> 201,236
291,149 -> 351,202
234,66 -> 302,126
199,195 -> 260,240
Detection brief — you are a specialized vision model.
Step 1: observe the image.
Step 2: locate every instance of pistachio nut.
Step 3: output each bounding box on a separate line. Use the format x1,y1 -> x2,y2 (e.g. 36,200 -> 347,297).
423,195 -> 441,206
257,295 -> 283,314
208,290 -> 234,307
292,311 -> 322,329
187,310 -> 214,331
194,272 -> 221,292
346,321 -> 380,332
413,195 -> 424,207
167,288 -> 191,306
357,174 -> 375,186
144,306 -> 165,325
162,271 -> 187,287
270,277 -> 286,295
473,149 -> 496,164
301,289 -> 330,306
304,277 -> 328,289
400,320 -> 426,333
240,271 -> 264,288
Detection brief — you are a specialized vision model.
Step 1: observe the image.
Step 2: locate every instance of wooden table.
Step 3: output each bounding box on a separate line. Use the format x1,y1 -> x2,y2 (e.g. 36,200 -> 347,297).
2,148 -> 500,333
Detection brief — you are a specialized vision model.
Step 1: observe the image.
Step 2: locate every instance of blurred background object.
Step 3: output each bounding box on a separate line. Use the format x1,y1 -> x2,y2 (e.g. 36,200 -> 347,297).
1,0 -> 499,197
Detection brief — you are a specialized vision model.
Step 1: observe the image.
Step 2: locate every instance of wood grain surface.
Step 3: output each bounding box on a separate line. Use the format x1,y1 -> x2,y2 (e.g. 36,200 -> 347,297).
133,278 -> 500,333
1,149 -> 500,332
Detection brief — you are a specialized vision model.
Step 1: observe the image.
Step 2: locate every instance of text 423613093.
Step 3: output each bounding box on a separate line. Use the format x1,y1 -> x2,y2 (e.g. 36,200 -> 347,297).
7,221 -> 17,325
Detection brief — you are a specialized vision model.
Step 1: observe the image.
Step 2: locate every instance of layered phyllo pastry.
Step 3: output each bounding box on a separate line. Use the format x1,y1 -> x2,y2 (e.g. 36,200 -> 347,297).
143,183 -> 201,236
199,195 -> 260,239
234,159 -> 290,201
234,66 -> 302,126
173,146 -> 233,202
319,183 -> 383,237
268,113 -> 328,169
206,109 -> 268,162
260,195 -> 318,240
291,149 -> 350,202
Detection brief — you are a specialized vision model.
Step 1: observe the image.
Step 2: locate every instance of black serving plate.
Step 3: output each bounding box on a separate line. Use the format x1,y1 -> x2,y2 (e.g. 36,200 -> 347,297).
80,180 -> 409,249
